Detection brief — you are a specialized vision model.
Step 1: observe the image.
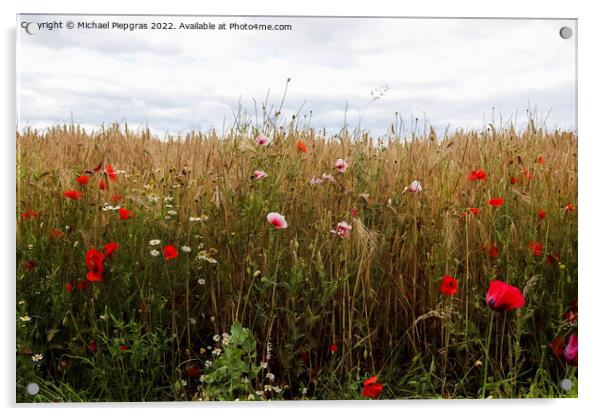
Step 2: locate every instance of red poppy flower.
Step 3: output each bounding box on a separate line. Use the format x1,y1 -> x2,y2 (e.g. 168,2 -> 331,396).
21,209 -> 40,220
63,190 -> 83,200
94,163 -> 102,172
119,345 -> 129,352
487,244 -> 500,258
105,164 -> 117,181
111,194 -> 122,202
564,300 -> 577,323
140,301 -> 148,315
550,335 -> 566,359
85,248 -> 104,282
523,170 -> 533,181
118,207 -> 134,220
163,245 -> 179,260
329,344 -> 337,353
99,179 -> 107,190
351,207 -> 359,218
468,169 -> 487,181
50,228 -> 63,238
65,282 -> 74,293
104,242 -> 119,257
529,240 -> 543,257
563,334 -> 577,366
546,253 -> 559,264
361,376 -> 383,399
467,207 -> 479,216
488,198 -> 503,207
536,156 -> 545,164
76,175 -> 90,185
510,176 -> 519,184
24,260 -> 37,271
565,203 -> 575,212
76,279 -> 89,291
295,140 -> 308,153
485,280 -> 525,312
88,339 -> 97,353
440,275 -> 458,296
537,208 -> 546,220
185,366 -> 200,379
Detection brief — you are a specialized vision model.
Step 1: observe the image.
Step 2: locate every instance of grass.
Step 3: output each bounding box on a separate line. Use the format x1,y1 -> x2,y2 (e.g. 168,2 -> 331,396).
16,119 -> 577,401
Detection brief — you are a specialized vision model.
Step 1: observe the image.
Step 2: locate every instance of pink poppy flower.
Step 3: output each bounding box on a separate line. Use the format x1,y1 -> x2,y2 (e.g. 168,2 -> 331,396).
255,135 -> 271,146
409,180 -> 422,193
321,173 -> 335,182
267,212 -> 288,229
253,170 -> 268,180
335,159 -> 348,173
331,221 -> 352,238
310,176 -> 324,185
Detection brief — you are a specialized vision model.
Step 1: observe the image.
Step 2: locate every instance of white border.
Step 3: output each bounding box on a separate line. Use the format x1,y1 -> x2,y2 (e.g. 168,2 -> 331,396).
3,1 -> 599,415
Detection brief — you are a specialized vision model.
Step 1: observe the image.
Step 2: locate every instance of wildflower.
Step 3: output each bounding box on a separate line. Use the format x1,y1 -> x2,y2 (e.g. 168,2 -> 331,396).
267,212 -> 288,229
65,282 -> 73,293
105,164 -> 117,181
523,169 -> 533,181
329,344 -> 337,353
295,140 -> 308,153
266,372 -> 275,381
564,300 -> 578,322
198,278 -> 206,286
63,190 -> 83,200
253,170 -> 268,180
309,176 -> 323,185
510,176 -> 519,184
185,366 -> 200,379
331,221 -> 352,238
440,275 -> 458,296
21,209 -> 40,220
529,240 -> 543,257
361,376 -> 383,399
488,198 -> 503,207
335,158 -> 348,173
167,210 -> 177,216
487,244 -> 500,258
565,203 -> 575,212
50,228 -> 63,238
464,207 -> 479,217
76,175 -> 90,185
88,339 -> 97,353
76,279 -> 89,291
536,156 -> 545,164
118,207 -> 134,220
111,194 -> 122,203
213,334 -> 221,342
255,135 -> 271,146
104,242 -> 119,258
31,354 -> 43,363
563,334 -> 578,366
408,180 -> 422,193
163,245 -> 179,260
19,315 -> 31,322
260,361 -> 269,369
99,179 -> 107,190
321,173 -> 335,182
468,169 -> 487,181
149,239 -> 161,246
119,345 -> 129,351
150,249 -> 160,257
85,248 -> 105,282
189,216 -> 208,222
181,245 -> 192,253
212,348 -> 222,356
485,280 -> 525,312
550,336 -> 565,359
537,208 -> 546,220
351,207 -> 360,218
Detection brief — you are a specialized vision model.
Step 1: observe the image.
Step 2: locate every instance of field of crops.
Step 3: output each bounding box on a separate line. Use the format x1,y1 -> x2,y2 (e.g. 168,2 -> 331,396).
16,121 -> 577,401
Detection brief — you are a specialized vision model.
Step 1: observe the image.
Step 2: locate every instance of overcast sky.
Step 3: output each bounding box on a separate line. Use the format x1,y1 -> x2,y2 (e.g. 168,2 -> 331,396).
17,15 -> 576,137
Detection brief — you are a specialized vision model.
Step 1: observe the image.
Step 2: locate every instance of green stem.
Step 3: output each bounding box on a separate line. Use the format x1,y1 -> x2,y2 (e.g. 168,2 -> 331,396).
482,312 -> 495,399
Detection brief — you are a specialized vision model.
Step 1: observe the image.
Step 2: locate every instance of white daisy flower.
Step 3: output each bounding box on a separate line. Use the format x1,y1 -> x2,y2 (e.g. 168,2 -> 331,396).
181,245 -> 192,253
149,239 -> 161,246
19,315 -> 31,322
150,249 -> 160,257
31,353 -> 43,363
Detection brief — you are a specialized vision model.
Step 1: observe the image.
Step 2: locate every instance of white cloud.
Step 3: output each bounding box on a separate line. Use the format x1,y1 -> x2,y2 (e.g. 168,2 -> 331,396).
17,15 -> 576,136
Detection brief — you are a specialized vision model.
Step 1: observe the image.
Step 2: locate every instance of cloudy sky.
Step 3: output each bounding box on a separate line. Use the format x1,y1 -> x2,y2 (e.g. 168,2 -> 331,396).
17,15 -> 576,137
